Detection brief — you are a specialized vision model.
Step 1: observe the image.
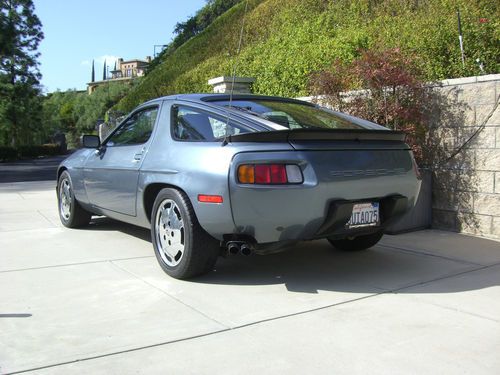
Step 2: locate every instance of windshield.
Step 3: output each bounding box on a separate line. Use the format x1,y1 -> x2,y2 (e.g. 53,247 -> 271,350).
211,99 -> 365,130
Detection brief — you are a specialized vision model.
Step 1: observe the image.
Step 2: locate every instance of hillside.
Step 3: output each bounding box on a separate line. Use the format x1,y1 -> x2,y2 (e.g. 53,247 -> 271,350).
117,0 -> 499,111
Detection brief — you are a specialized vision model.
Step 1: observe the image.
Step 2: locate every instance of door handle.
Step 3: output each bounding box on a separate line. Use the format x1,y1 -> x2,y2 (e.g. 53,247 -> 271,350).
133,147 -> 146,162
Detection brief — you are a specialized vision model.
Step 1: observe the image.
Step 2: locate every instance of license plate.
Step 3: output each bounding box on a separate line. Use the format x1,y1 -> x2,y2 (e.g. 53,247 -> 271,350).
346,202 -> 380,228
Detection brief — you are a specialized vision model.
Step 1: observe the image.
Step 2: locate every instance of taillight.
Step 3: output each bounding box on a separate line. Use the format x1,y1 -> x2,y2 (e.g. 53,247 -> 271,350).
237,164 -> 303,184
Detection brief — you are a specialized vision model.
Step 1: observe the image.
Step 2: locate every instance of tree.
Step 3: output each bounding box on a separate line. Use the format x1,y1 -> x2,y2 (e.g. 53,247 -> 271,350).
0,0 -> 44,146
91,60 -> 95,82
309,48 -> 430,163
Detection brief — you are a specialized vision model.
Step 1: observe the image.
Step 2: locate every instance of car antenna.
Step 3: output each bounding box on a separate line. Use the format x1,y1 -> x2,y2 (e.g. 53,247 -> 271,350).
222,0 -> 249,146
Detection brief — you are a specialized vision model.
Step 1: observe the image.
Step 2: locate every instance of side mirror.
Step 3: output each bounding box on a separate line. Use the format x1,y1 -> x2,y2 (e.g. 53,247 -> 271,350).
82,135 -> 100,148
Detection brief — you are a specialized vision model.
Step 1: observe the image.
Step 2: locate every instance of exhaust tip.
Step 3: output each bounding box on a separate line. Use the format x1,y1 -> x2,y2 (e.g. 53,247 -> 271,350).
227,243 -> 240,255
240,244 -> 252,256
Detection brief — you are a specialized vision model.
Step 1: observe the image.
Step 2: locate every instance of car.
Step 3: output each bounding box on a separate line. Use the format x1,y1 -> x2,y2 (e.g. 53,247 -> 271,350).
57,94 -> 421,279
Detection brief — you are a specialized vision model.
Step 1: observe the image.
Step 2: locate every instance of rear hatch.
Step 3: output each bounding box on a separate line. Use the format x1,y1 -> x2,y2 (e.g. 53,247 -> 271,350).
229,128 -> 415,201
228,129 -> 420,243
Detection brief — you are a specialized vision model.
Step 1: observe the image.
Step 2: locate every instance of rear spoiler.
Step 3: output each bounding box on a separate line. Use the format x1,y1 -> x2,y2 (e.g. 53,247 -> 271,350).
228,129 -> 407,143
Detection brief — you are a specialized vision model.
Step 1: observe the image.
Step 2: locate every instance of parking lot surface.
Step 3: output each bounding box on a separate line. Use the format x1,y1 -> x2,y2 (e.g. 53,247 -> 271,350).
1,180 -> 499,374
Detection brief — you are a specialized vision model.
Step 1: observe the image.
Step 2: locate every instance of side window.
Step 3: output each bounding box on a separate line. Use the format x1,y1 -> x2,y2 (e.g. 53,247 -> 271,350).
172,106 -> 248,141
107,107 -> 158,146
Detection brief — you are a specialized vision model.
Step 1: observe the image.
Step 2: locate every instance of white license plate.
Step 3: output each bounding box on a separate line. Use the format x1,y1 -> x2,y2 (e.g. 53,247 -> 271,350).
346,202 -> 380,228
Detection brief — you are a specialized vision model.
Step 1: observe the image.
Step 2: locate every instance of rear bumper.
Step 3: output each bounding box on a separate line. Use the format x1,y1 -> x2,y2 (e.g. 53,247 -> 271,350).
313,194 -> 408,239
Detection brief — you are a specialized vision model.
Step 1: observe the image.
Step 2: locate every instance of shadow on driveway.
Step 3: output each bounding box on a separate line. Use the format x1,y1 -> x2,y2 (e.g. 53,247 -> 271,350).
81,217 -> 500,295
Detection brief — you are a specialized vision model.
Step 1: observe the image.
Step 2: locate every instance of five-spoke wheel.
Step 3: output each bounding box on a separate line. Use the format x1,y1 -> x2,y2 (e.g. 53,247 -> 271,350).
151,188 -> 220,279
155,199 -> 185,267
57,171 -> 92,228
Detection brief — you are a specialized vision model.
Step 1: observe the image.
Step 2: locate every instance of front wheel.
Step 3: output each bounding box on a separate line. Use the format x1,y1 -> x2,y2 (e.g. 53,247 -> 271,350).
151,188 -> 220,279
57,171 -> 92,228
328,231 -> 384,251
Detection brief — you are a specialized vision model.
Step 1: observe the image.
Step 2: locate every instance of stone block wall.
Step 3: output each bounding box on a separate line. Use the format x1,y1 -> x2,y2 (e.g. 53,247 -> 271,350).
298,74 -> 500,239
430,75 -> 500,239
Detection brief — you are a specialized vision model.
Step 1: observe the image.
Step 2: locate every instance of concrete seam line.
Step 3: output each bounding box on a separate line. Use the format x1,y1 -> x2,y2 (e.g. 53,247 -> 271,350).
108,260 -> 232,329
414,299 -> 500,324
5,292 -> 384,375
378,244 -> 483,266
0,256 -> 155,274
3,328 -> 232,375
36,209 -> 59,227
391,263 -> 495,293
6,263 -> 497,374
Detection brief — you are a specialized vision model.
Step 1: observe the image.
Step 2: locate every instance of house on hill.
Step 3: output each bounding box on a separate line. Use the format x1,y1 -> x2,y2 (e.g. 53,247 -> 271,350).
87,56 -> 152,94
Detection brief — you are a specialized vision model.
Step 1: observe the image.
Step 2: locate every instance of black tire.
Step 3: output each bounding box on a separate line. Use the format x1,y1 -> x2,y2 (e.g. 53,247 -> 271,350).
328,230 -> 384,251
151,188 -> 220,279
57,170 -> 92,228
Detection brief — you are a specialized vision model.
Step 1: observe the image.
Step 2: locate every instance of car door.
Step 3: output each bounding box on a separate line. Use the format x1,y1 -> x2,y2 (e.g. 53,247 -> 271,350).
83,105 -> 159,216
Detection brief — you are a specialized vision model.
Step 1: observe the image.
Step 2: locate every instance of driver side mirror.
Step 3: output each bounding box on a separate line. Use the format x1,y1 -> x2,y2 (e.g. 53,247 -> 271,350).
82,135 -> 100,148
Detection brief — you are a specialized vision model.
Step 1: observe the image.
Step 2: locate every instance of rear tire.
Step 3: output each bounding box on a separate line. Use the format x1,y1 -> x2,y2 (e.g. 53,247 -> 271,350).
328,231 -> 384,251
57,170 -> 92,228
151,188 -> 220,279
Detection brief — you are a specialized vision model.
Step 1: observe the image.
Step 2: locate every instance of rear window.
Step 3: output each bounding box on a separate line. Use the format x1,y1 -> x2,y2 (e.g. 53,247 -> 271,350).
172,105 -> 251,142
211,100 -> 364,130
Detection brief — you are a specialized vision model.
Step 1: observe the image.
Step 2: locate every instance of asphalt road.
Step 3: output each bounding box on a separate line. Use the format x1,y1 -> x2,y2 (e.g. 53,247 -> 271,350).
0,155 -> 67,183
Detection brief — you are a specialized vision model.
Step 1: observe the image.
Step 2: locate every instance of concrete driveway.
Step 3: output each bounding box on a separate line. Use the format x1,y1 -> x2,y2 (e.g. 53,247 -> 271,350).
0,181 -> 499,374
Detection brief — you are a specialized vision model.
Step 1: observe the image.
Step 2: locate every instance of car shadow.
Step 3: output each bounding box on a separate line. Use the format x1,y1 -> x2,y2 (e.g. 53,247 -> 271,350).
81,217 -> 500,295
83,216 -> 152,242
195,238 -> 500,295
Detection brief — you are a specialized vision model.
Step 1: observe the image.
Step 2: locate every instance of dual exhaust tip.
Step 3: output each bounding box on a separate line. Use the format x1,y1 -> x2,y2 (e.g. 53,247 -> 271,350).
227,242 -> 253,256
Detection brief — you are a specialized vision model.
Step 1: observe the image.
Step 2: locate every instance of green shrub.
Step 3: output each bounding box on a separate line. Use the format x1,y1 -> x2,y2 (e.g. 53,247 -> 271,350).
117,0 -> 499,112
17,144 -> 62,158
0,146 -> 18,161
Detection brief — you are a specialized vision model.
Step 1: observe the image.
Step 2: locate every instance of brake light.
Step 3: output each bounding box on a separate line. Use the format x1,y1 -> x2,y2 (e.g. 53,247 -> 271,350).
237,164 -> 303,184
270,164 -> 287,184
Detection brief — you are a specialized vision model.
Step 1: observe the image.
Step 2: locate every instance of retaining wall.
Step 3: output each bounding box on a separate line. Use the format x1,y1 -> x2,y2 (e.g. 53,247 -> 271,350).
429,74 -> 500,239
299,74 -> 500,239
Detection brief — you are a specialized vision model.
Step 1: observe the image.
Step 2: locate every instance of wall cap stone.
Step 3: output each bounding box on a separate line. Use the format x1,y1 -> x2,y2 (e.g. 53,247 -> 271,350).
432,74 -> 500,88
208,76 -> 256,94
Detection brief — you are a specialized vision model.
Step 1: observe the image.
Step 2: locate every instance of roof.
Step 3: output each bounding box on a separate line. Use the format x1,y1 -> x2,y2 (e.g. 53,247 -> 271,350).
141,93 -> 315,107
120,59 -> 149,65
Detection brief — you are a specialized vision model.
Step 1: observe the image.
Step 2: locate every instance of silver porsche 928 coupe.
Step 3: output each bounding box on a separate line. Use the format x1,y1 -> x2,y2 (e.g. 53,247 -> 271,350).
57,94 -> 421,279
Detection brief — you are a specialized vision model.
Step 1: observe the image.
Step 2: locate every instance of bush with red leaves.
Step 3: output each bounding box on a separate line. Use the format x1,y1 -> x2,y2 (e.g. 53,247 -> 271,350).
309,49 -> 431,164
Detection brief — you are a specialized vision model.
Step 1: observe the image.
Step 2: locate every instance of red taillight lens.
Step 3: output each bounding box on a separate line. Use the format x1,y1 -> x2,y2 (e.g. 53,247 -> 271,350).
255,164 -> 272,184
237,164 -> 302,185
270,164 -> 287,184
